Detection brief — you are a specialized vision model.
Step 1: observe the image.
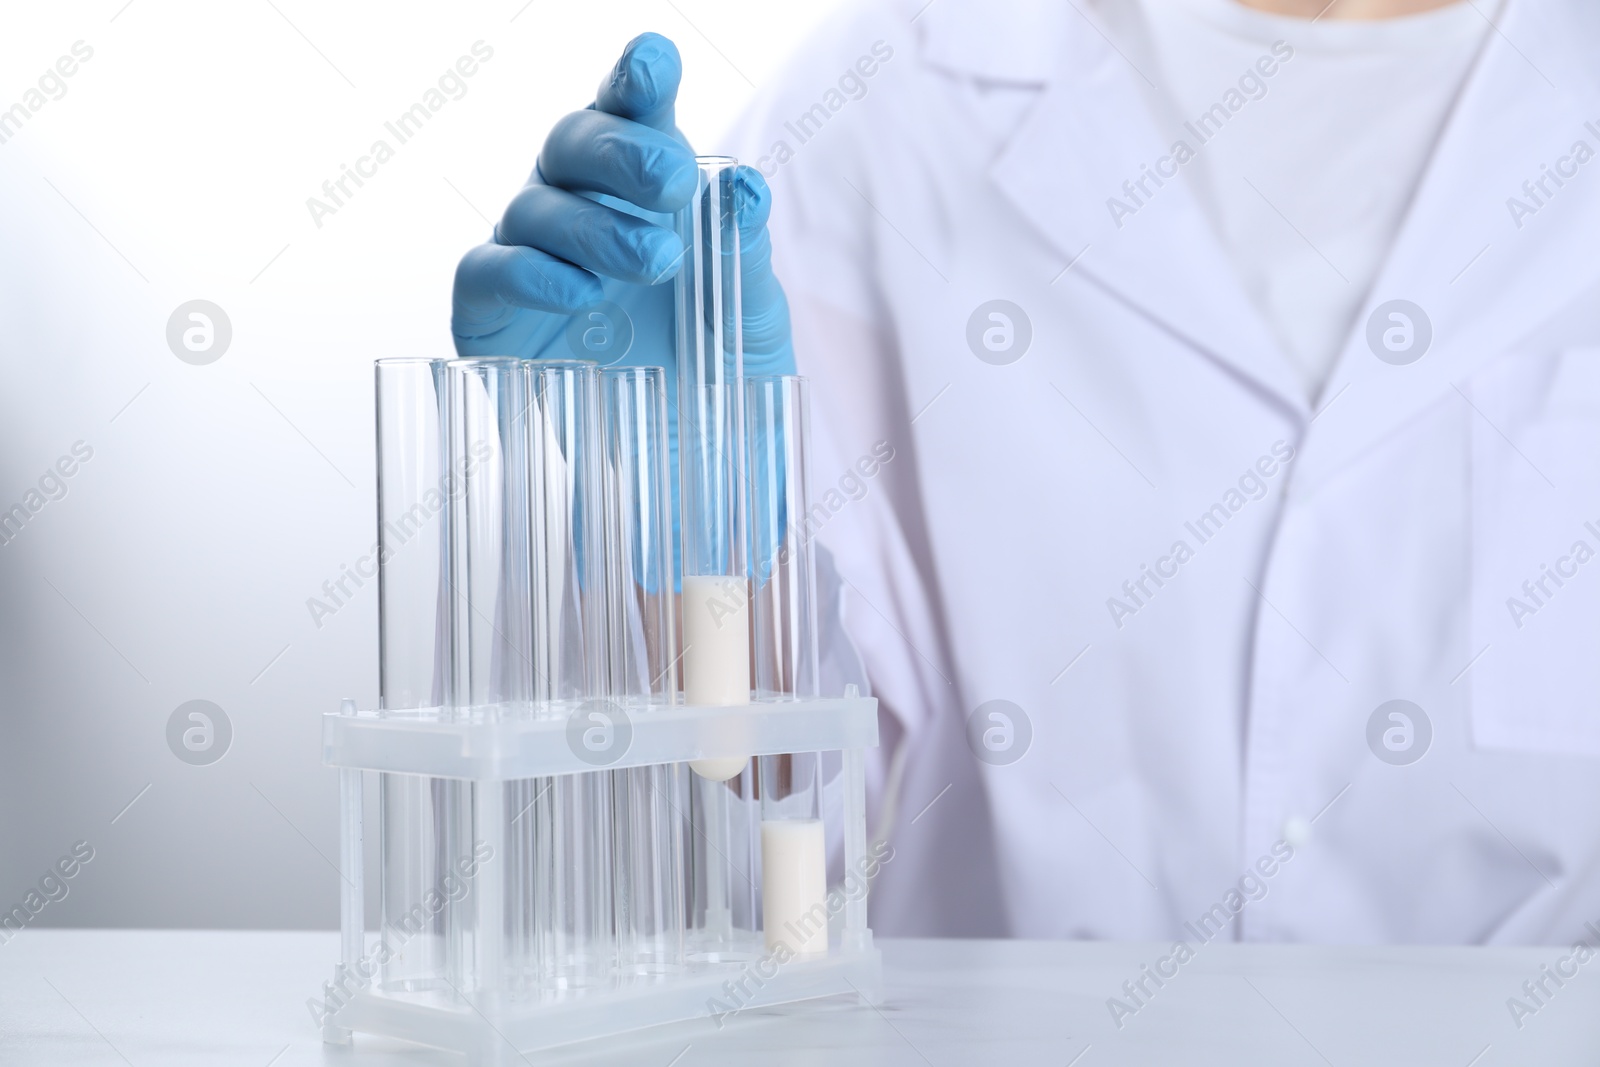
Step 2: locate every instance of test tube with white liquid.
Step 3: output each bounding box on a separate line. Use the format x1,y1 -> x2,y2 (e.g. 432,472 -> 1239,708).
676,157 -> 760,954
748,375 -> 829,956
675,155 -> 751,776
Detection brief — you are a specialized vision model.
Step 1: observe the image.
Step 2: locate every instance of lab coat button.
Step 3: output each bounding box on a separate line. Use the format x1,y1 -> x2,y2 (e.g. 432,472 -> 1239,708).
1282,816 -> 1311,848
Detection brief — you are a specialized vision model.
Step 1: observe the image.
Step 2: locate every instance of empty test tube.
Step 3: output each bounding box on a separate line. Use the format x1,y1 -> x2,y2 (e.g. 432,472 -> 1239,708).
527,359 -> 615,986
374,358 -> 461,993
442,357 -> 536,999
748,375 -> 828,956
444,358 -> 534,707
747,375 -> 820,701
602,368 -> 677,699
376,358 -> 450,713
676,155 -> 752,780
602,367 -> 687,975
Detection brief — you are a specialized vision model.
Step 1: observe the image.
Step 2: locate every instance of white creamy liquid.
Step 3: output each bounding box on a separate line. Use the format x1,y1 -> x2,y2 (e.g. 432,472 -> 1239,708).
760,818 -> 828,956
683,574 -> 751,780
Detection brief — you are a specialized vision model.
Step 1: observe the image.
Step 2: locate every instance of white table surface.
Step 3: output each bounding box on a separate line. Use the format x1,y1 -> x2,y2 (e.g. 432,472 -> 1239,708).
2,931 -> 1596,1065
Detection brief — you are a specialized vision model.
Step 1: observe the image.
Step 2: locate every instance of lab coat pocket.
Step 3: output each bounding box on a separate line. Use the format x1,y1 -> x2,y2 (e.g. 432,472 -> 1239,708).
1470,346 -> 1600,754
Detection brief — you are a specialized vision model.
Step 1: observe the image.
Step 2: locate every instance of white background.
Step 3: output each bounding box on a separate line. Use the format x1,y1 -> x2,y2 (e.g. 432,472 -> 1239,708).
0,0 -> 847,928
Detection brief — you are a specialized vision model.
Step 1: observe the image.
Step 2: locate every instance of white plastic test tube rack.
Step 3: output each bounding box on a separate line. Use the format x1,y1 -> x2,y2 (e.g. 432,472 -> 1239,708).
319,158 -> 882,1064
318,691 -> 882,1062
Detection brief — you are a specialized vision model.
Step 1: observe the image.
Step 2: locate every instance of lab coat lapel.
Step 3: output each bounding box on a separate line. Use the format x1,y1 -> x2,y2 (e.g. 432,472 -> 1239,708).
1294,0 -> 1600,497
983,5 -> 1306,415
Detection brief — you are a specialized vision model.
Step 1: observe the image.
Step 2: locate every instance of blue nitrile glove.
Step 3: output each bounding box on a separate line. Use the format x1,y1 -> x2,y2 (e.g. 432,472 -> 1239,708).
451,33 -> 795,572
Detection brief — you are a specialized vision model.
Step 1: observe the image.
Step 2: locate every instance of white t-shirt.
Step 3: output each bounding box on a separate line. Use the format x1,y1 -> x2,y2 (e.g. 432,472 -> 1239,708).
1129,0 -> 1494,402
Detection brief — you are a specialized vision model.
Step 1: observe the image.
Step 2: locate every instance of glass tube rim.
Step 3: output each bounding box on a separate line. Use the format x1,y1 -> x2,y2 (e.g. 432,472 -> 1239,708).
529,359 -> 603,393
444,355 -> 526,369
530,357 -> 601,370
602,365 -> 666,383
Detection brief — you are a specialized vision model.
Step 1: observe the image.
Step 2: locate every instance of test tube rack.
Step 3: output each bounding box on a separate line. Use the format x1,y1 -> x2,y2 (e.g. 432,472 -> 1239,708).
314,156 -> 880,1063
317,694 -> 882,1062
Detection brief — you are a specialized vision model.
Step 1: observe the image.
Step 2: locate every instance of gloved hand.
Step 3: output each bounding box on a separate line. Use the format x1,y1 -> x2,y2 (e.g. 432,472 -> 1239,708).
451,30 -> 794,408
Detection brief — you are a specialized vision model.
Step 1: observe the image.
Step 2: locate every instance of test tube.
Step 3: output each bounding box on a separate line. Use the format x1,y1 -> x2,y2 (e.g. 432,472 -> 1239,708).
602,367 -> 687,975
747,375 -> 820,701
444,357 -> 534,707
676,157 -> 761,957
748,375 -> 827,956
527,359 -> 615,986
676,156 -> 751,780
602,368 -> 677,699
442,357 -> 535,999
758,761 -> 826,956
376,358 -> 450,712
374,358 -> 461,993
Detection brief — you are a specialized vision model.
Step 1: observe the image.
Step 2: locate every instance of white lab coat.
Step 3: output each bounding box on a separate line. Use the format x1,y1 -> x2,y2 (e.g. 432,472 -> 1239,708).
734,0 -> 1600,943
